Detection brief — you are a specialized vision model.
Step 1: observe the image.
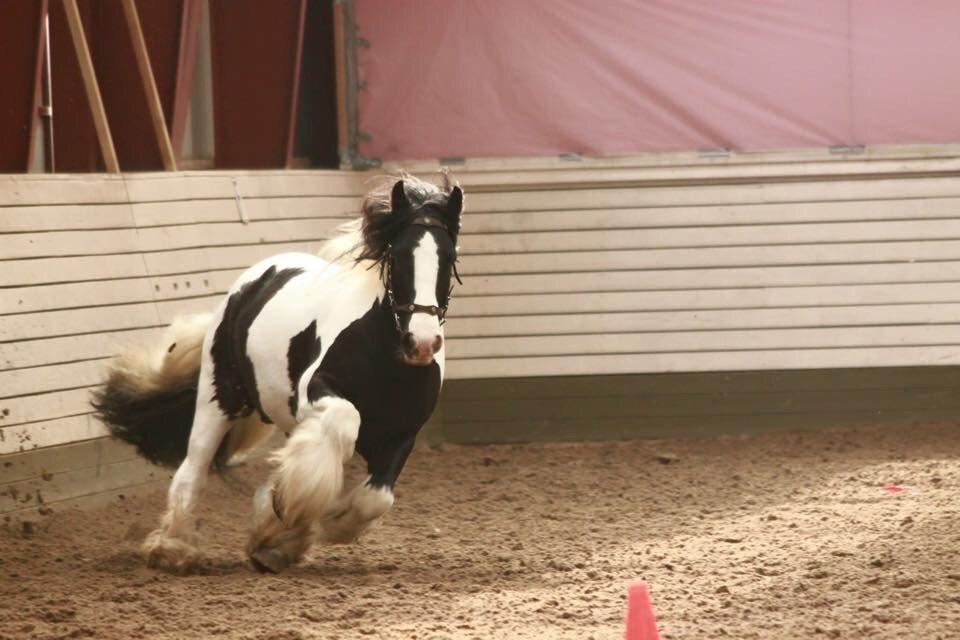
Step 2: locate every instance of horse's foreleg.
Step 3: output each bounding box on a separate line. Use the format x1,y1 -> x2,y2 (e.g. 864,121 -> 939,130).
143,400 -> 230,573
247,396 -> 359,573
317,436 -> 414,544
316,478 -> 395,544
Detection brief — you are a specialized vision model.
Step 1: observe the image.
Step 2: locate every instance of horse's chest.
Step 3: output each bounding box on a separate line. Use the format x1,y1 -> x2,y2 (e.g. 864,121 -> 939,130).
308,305 -> 442,439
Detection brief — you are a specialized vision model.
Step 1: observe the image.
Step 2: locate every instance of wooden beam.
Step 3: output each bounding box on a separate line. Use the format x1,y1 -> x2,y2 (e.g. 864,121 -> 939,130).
61,0 -> 119,173
171,0 -> 202,160
333,0 -> 349,167
26,0 -> 49,172
284,0 -> 307,168
120,0 -> 177,171
40,7 -> 55,172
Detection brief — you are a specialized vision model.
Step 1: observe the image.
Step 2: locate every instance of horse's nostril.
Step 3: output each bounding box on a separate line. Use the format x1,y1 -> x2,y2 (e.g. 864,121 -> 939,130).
402,333 -> 416,353
432,336 -> 443,353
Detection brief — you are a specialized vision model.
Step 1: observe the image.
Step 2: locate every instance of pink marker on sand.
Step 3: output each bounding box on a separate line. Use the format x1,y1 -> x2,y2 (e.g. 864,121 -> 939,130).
625,581 -> 661,640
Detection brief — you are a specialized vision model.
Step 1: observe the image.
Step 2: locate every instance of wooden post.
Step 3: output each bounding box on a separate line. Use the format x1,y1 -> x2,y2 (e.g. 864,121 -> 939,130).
171,0 -> 202,160
62,0 -> 120,173
121,0 -> 177,171
284,0 -> 307,168
27,0 -> 49,172
41,8 -> 55,172
333,0 -> 350,168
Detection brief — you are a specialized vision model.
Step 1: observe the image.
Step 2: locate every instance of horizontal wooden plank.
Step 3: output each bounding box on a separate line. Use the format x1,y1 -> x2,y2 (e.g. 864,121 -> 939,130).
446,157 -> 960,190
390,148 -> 960,181
0,360 -> 106,400
134,218 -> 334,253
1,456 -> 164,512
0,175 -> 128,206
0,241 -> 319,286
1,219 -> 332,261
438,367 -> 960,400
0,253 -> 148,287
462,219 -> 960,255
458,240 -> 960,275
15,269 -> 959,321
0,387 -> 92,428
449,325 -> 960,359
0,437 -> 137,486
4,477 -> 168,517
12,284 -> 960,349
1,228 -> 139,261
465,177 -> 960,213
2,270 -> 244,317
460,197 -> 960,233
131,196 -> 356,227
0,413 -> 106,455
388,143 -> 960,174
2,327 -> 161,370
122,171 -> 364,202
444,346 -> 960,379
142,241 -> 324,276
447,303 -> 960,338
155,295 -> 223,323
151,270 -> 236,301
3,278 -> 164,316
12,205 -> 960,263
0,302 -> 160,342
452,282 -> 960,318
0,203 -> 134,232
463,262 -> 960,296
1,298 -> 217,361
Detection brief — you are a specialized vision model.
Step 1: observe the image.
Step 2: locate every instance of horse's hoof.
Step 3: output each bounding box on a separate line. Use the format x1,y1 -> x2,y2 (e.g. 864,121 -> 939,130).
249,548 -> 289,574
142,530 -> 201,574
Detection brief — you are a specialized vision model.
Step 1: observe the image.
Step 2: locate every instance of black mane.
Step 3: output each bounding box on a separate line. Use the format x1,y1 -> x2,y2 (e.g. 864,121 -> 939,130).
356,173 -> 460,265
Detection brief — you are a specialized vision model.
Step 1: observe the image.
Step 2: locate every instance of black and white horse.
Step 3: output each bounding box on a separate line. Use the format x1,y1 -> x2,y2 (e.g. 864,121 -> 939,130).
93,174 -> 463,573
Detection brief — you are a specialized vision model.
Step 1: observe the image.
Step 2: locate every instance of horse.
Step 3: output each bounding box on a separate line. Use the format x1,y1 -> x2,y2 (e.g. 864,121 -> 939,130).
92,174 -> 464,573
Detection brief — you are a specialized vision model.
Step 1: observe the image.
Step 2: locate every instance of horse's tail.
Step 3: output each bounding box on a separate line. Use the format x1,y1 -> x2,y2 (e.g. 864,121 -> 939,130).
92,313 -> 219,469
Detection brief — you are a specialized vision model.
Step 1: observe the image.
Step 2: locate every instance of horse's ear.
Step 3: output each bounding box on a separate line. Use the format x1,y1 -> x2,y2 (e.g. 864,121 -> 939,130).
444,185 -> 464,232
390,180 -> 409,213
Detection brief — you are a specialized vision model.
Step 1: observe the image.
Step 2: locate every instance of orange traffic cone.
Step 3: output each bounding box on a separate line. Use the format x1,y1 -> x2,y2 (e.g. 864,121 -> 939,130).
625,581 -> 661,640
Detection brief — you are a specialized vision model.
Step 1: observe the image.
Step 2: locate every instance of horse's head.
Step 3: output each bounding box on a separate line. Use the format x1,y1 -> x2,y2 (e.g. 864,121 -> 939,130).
359,175 -> 464,366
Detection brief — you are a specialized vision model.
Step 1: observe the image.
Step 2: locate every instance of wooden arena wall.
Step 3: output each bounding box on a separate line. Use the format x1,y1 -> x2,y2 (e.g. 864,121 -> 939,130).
5,149 -> 960,515
1,171 -> 365,516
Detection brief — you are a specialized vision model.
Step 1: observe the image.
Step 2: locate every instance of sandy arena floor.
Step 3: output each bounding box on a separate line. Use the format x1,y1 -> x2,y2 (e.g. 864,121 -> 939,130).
1,423 -> 959,639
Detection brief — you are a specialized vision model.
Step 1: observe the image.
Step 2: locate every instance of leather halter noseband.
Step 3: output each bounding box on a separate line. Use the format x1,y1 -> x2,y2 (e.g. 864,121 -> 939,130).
383,214 -> 459,333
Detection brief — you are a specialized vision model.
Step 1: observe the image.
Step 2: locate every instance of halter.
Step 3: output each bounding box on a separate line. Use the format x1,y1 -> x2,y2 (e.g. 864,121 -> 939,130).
382,213 -> 462,334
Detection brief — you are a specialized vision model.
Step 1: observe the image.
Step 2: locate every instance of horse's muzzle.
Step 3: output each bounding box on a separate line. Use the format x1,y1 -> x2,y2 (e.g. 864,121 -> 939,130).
402,333 -> 442,365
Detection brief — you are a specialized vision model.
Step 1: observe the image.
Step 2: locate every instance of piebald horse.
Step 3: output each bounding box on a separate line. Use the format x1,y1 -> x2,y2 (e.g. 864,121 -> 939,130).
93,174 -> 463,573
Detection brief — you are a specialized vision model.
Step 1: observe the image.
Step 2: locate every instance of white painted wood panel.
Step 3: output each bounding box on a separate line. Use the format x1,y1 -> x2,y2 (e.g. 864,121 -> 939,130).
452,282 -> 960,317
466,177 -> 960,212
4,164 -> 960,459
445,303 -> 960,338
446,346 -> 960,380
2,328 -> 162,370
463,262 -> 960,296
462,198 -> 960,233
449,325 -> 960,359
0,203 -> 134,232
0,414 -> 107,455
458,241 -> 960,274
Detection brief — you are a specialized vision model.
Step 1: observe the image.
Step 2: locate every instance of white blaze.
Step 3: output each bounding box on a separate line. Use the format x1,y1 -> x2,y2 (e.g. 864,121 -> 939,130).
409,231 -> 442,341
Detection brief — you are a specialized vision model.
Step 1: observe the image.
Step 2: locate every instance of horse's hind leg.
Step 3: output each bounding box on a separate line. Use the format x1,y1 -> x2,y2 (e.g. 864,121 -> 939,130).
143,396 -> 230,573
247,396 -> 360,573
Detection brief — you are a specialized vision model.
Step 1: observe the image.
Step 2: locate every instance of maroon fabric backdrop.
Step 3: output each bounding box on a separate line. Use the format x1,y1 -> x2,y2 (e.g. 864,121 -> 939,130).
354,0 -> 960,160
